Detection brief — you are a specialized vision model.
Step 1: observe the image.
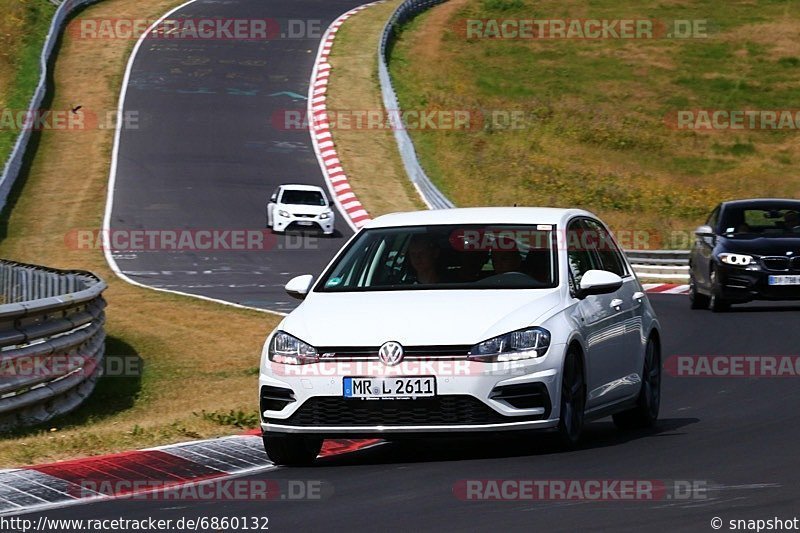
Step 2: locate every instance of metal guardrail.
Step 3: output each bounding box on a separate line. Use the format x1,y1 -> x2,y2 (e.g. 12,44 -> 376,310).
626,250 -> 690,280
0,260 -> 107,431
0,0 -> 100,214
378,0 -> 454,210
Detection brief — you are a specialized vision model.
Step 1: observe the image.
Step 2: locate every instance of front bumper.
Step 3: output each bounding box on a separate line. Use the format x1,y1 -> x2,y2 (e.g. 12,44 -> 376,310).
273,214 -> 334,234
259,349 -> 565,436
716,263 -> 800,302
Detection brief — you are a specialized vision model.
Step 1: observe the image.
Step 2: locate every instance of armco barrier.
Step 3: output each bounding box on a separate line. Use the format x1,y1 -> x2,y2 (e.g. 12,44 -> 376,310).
378,0 -> 454,210
0,0 -> 100,214
625,250 -> 690,280
0,260 -> 107,431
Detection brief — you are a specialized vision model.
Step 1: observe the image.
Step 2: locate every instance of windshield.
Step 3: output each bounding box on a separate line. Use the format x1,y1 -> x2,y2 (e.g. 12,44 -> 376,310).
281,190 -> 326,206
720,205 -> 800,237
316,224 -> 557,292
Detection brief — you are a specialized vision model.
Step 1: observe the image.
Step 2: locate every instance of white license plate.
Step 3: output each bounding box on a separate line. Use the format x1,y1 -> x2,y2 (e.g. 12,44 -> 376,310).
768,275 -> 800,286
343,376 -> 436,399
296,221 -> 313,226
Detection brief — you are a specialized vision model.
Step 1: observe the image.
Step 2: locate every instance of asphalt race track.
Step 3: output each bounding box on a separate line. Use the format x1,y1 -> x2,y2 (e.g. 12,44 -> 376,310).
23,296 -> 800,531
108,0 -> 367,313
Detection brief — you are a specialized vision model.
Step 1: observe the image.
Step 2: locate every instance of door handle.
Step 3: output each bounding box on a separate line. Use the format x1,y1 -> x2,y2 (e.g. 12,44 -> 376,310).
610,298 -> 624,309
632,291 -> 645,301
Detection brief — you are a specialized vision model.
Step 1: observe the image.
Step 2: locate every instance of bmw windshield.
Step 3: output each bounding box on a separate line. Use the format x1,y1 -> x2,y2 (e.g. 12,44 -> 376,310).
316,224 -> 558,292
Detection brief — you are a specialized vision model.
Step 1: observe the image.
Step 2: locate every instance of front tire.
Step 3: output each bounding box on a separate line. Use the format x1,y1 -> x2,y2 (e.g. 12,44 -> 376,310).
557,349 -> 586,448
708,267 -> 731,312
613,337 -> 661,430
263,434 -> 323,466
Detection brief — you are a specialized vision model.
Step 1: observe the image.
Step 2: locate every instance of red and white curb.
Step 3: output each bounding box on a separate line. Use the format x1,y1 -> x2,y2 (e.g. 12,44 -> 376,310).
0,435 -> 380,516
643,283 -> 690,294
309,3 -> 381,232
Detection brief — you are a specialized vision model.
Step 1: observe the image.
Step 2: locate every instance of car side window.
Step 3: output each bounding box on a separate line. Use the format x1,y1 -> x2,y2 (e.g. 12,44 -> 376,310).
566,219 -> 602,288
583,219 -> 628,277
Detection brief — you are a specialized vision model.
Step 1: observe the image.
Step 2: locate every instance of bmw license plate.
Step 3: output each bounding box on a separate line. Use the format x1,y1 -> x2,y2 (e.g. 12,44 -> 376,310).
768,275 -> 800,286
343,377 -> 436,399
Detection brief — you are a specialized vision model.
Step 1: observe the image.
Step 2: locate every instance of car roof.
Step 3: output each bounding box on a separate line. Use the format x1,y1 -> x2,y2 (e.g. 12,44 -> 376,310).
279,184 -> 326,192
722,198 -> 800,209
363,207 -> 597,228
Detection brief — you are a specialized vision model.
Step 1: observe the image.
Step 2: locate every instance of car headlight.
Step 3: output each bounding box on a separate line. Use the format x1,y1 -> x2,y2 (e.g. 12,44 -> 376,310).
319,211 -> 331,220
468,327 -> 551,362
268,331 -> 318,365
719,253 -> 756,266
278,210 -> 290,218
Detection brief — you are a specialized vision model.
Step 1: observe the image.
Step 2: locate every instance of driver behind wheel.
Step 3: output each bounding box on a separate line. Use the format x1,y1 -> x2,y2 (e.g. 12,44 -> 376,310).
491,236 -> 523,274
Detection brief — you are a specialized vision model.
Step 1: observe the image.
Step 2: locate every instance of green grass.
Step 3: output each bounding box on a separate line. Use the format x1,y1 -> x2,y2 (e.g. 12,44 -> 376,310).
389,0 -> 800,247
0,0 -> 57,168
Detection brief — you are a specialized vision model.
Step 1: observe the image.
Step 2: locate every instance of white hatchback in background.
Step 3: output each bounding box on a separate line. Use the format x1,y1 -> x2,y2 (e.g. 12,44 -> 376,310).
259,207 -> 662,465
267,184 -> 335,235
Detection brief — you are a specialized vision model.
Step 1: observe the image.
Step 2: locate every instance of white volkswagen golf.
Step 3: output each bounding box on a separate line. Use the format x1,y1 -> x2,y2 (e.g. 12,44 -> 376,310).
259,208 -> 662,465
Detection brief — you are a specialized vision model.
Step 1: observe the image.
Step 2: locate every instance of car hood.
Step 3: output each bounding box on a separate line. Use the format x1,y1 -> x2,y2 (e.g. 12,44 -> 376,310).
282,204 -> 329,215
720,236 -> 800,256
280,288 -> 563,347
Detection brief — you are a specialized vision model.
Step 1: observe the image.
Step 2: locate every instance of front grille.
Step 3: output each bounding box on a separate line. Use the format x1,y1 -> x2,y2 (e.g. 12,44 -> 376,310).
316,345 -> 472,360
762,257 -> 791,271
489,383 -> 551,413
267,395 -> 546,427
294,214 -> 316,218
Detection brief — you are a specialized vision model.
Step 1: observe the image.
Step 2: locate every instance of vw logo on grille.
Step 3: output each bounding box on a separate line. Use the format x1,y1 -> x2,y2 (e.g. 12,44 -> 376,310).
378,341 -> 404,366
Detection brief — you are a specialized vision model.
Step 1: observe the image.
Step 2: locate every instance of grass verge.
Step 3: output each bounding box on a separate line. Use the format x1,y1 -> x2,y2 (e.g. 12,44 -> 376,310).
0,0 -> 57,167
0,0 -> 281,467
389,0 -> 800,248
326,0 -> 425,216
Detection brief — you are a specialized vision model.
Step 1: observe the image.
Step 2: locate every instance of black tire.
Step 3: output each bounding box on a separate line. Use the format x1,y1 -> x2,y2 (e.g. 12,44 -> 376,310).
708,267 -> 731,313
557,349 -> 586,448
613,337 -> 661,430
262,434 -> 323,466
689,273 -> 710,310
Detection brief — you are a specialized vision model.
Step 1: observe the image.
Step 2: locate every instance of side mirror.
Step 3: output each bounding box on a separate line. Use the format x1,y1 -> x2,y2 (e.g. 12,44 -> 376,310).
578,270 -> 623,298
695,225 -> 714,237
328,200 -> 334,208
270,194 -> 277,203
285,274 -> 314,300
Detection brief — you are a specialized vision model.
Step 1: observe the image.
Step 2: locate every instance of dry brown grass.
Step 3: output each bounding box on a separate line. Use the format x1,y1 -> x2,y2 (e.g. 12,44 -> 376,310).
0,0 -> 281,467
326,0 -> 424,216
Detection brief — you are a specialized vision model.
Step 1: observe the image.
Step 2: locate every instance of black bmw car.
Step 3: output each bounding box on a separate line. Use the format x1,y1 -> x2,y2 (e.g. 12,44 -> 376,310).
689,199 -> 800,312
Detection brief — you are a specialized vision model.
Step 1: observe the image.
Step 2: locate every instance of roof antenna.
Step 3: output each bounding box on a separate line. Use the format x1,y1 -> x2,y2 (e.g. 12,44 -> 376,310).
513,203 -> 518,207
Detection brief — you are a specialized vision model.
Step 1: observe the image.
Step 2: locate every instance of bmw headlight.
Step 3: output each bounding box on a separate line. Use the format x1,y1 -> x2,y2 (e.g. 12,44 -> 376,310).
278,210 -> 290,218
468,327 -> 551,362
319,211 -> 331,220
719,253 -> 756,267
269,331 -> 318,365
